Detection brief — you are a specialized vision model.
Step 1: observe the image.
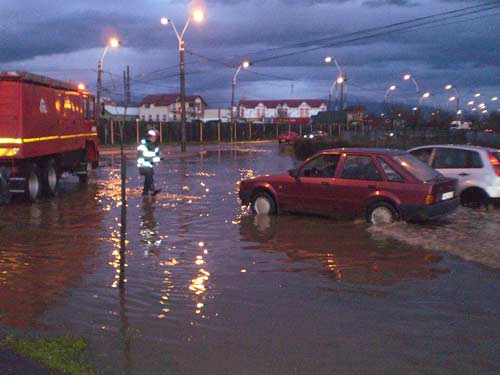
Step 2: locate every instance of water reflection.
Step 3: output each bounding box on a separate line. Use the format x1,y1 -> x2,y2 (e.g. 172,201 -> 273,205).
140,198 -> 162,256
0,185 -> 104,327
239,214 -> 446,288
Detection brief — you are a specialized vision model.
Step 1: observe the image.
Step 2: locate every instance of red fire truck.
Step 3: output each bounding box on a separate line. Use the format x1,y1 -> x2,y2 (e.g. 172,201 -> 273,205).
0,71 -> 99,203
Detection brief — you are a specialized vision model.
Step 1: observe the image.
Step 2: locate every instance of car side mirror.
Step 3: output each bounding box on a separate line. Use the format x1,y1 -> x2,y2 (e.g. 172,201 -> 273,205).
289,169 -> 299,178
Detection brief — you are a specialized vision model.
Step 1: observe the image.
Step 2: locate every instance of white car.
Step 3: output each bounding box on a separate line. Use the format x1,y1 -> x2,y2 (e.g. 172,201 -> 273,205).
409,145 -> 500,207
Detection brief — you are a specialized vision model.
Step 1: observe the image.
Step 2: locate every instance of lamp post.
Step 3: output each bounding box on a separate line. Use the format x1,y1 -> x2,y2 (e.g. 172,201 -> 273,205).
384,85 -> 396,129
416,91 -> 431,125
445,84 -> 461,124
419,91 -> 431,106
384,85 -> 397,104
230,60 -> 250,142
325,56 -> 345,111
97,37 -> 120,121
403,74 -> 420,93
161,9 -> 204,152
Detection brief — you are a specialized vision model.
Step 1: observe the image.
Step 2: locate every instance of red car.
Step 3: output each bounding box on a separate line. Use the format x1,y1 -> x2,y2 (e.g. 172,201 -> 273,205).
278,130 -> 301,144
239,148 -> 459,224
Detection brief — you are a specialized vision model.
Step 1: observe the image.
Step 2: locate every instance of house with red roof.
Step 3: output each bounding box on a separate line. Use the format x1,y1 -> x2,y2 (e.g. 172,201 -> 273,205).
139,93 -> 207,122
239,99 -> 328,124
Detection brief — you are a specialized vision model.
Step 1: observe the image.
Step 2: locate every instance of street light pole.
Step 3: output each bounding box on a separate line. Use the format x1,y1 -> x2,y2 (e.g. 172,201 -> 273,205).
325,56 -> 345,111
445,84 -> 461,124
230,61 -> 250,142
97,37 -> 120,122
161,10 -> 204,152
384,85 -> 396,129
404,74 -> 421,127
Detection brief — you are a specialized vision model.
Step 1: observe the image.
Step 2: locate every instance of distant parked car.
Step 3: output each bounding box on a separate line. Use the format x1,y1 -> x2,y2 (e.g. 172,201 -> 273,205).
409,145 -> 500,207
278,130 -> 301,144
239,148 -> 459,224
303,130 -> 328,139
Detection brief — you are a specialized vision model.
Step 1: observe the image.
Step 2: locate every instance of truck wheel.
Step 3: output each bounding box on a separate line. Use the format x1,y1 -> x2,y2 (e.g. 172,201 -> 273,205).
0,166 -> 12,205
43,159 -> 59,196
26,163 -> 42,202
78,161 -> 91,184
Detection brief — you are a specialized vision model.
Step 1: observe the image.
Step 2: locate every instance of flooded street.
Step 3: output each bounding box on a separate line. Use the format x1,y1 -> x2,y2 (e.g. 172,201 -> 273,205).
0,142 -> 499,375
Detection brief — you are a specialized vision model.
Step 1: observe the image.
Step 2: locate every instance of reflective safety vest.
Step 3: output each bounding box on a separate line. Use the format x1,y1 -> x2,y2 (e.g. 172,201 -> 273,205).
137,139 -> 160,169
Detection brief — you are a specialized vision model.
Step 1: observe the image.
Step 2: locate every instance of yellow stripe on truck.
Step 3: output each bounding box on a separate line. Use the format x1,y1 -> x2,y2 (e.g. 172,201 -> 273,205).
23,135 -> 60,143
0,138 -> 23,144
0,133 -> 97,144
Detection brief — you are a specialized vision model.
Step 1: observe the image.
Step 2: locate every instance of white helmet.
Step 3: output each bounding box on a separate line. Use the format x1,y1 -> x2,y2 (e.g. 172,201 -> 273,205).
147,129 -> 159,138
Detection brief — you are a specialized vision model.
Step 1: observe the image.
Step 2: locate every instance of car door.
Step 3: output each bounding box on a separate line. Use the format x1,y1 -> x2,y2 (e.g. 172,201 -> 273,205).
432,147 -> 484,194
333,154 -> 384,218
293,153 -> 341,215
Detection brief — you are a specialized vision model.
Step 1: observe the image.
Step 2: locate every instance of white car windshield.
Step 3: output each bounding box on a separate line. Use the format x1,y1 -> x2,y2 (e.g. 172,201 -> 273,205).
394,154 -> 443,182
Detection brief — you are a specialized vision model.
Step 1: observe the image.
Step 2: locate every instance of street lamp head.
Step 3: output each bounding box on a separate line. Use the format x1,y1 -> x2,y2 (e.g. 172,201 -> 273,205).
192,9 -> 205,22
422,92 -> 430,98
492,96 -> 498,101
389,85 -> 396,91
449,96 -> 456,102
445,84 -> 453,90
474,93 -> 481,97
242,60 -> 251,69
324,56 -> 333,63
457,109 -> 462,115
467,100 -> 474,106
337,76 -> 344,84
109,38 -> 120,48
160,17 -> 170,25
412,107 -> 418,111
472,108 -> 477,112
403,74 -> 411,80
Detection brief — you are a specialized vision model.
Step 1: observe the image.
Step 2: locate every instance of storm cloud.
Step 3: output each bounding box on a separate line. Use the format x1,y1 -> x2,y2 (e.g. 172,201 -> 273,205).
0,0 -> 498,107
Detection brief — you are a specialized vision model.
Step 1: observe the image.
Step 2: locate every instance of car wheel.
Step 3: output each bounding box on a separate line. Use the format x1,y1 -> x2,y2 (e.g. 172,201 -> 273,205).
460,188 -> 488,209
367,202 -> 398,225
251,191 -> 277,215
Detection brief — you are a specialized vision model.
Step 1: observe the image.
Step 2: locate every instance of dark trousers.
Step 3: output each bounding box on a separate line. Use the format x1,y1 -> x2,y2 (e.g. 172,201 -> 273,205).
140,167 -> 155,194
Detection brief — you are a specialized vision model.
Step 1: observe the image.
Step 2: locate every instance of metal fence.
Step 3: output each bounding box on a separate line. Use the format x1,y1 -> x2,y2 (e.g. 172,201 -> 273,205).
98,120 -> 330,145
98,119 -> 500,148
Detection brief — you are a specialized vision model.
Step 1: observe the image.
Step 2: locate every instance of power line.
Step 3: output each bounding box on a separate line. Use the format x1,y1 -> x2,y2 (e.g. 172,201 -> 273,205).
251,4 -> 500,64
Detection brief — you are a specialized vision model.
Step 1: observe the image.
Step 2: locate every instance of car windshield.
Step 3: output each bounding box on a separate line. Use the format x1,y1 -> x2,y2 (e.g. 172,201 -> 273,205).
393,153 -> 442,182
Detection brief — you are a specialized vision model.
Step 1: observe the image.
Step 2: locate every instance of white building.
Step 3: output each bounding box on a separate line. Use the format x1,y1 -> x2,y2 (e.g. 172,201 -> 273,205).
239,99 -> 328,123
139,93 -> 207,122
202,108 -> 231,123
103,105 -> 139,121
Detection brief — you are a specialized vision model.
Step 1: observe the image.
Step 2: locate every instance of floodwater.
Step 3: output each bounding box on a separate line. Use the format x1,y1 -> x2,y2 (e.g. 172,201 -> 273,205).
0,143 -> 499,375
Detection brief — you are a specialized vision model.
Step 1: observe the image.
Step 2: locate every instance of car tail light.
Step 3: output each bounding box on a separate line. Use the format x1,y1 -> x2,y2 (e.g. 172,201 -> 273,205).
488,151 -> 500,177
425,194 -> 435,205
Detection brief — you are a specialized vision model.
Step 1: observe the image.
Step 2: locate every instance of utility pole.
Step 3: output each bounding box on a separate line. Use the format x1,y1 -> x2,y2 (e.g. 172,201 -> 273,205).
180,40 -> 187,152
97,59 -> 103,120
119,67 -> 129,289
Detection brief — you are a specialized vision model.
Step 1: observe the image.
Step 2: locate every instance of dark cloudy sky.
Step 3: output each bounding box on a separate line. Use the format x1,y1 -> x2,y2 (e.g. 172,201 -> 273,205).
1,0 -> 499,110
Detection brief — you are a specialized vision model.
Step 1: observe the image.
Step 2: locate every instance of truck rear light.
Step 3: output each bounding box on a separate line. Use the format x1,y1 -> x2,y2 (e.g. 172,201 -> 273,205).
425,194 -> 435,205
487,151 -> 500,177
